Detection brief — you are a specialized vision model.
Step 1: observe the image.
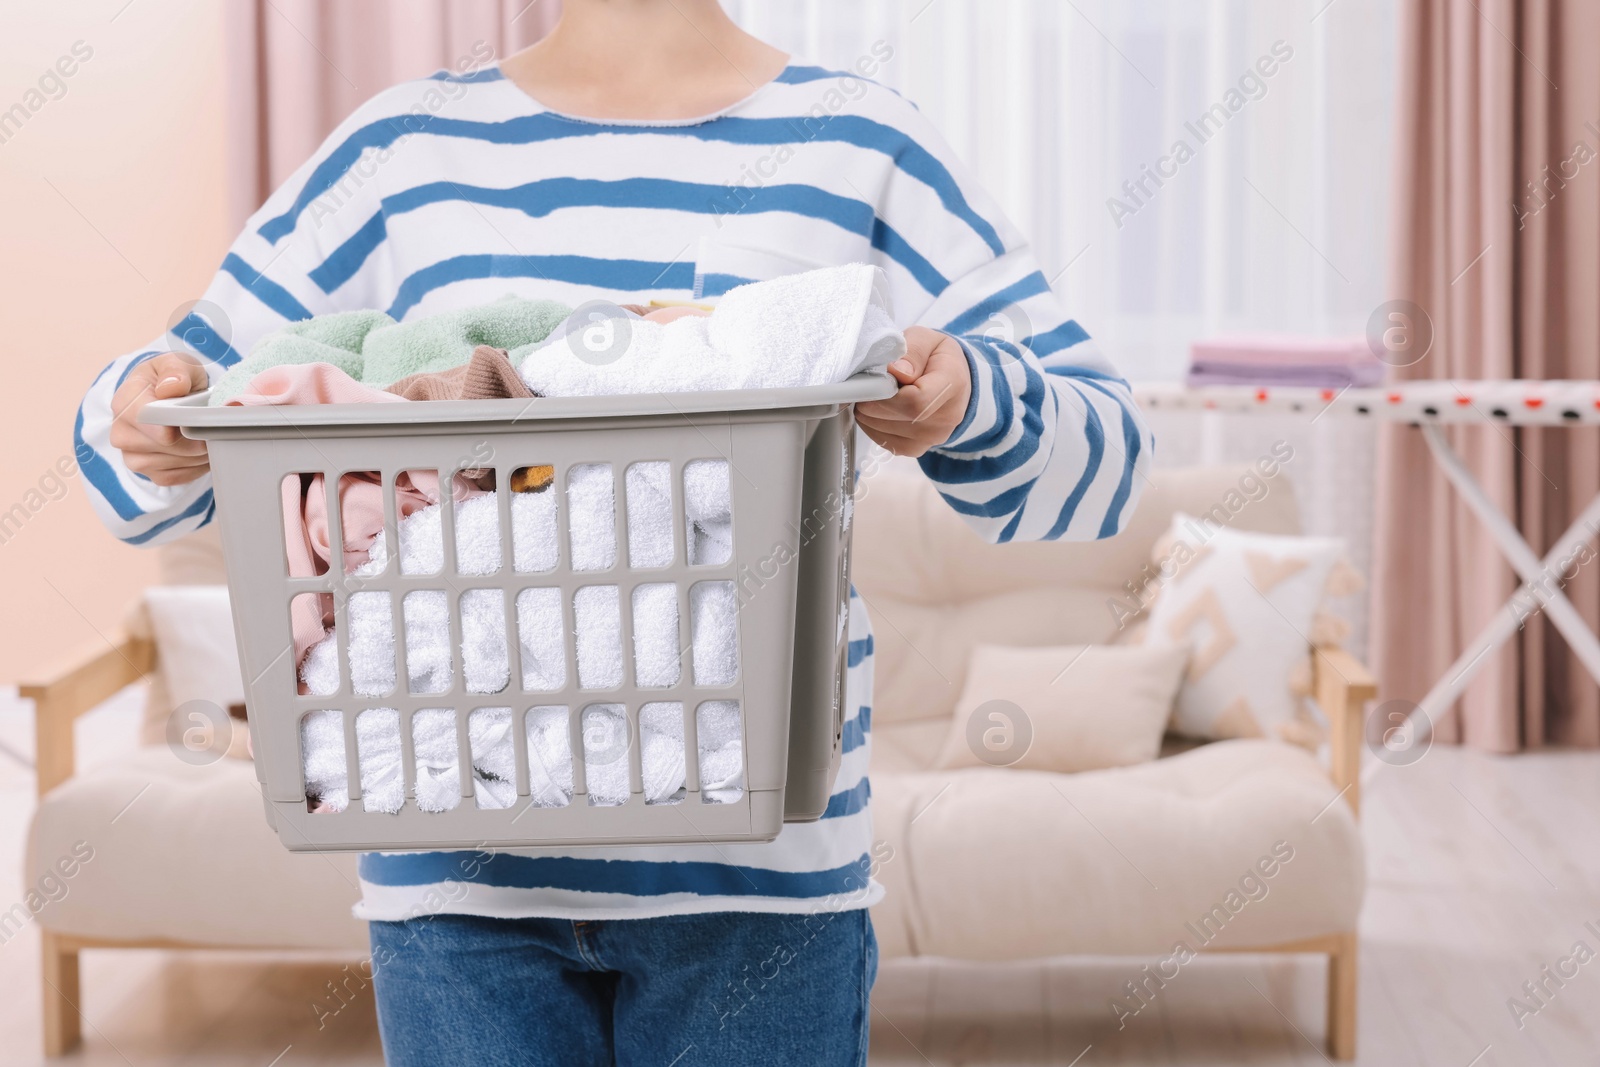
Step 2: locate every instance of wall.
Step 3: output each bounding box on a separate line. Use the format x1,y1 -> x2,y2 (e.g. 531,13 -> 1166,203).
0,1 -> 229,681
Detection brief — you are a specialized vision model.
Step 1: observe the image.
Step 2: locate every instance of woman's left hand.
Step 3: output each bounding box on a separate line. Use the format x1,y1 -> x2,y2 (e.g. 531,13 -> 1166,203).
855,326 -> 973,457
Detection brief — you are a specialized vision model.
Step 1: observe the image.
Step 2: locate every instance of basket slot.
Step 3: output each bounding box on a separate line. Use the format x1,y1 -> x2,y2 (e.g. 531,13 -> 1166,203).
402,590 -> 453,694
395,468 -> 442,576
639,701 -> 685,805
623,461 -> 675,569
509,464 -> 559,573
407,707 -> 460,812
450,469 -> 502,576
515,588 -> 566,691
683,459 -> 733,566
467,707 -> 517,809
696,699 -> 745,804
457,588 -> 510,695
630,583 -> 681,689
688,581 -> 739,687
573,586 -> 622,689
346,590 -> 396,698
356,708 -> 402,813
566,463 -> 618,572
525,705 -> 573,807
298,709 -> 349,813
580,703 -> 631,807
292,592 -> 339,697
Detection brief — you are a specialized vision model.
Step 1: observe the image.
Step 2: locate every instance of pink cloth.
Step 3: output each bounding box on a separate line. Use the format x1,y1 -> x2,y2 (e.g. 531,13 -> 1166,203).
229,363 -> 452,670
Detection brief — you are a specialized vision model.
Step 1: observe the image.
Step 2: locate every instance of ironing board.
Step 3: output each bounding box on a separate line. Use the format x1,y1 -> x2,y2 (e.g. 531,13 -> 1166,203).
1133,379 -> 1600,749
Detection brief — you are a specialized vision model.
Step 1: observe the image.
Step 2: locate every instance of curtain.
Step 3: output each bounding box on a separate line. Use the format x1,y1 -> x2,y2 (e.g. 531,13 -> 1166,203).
221,0 -> 562,229
725,0 -> 1396,659
1375,0 -> 1600,750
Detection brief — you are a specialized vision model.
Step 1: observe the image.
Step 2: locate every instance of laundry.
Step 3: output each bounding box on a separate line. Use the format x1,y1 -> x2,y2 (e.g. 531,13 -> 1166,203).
299,705 -> 524,814
385,344 -> 538,401
300,700 -> 745,813
210,295 -> 572,404
297,459 -> 734,698
513,264 -> 905,397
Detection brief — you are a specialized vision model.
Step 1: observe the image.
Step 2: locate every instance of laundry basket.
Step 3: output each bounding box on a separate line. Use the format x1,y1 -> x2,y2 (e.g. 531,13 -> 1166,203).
142,373 -> 893,853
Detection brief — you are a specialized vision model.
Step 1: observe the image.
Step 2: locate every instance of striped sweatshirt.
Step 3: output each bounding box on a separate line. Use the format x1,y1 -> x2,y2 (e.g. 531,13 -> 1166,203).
77,62 -> 1152,921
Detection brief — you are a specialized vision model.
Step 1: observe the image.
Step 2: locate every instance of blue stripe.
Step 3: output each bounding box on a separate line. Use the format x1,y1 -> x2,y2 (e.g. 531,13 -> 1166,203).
219,252 -> 314,323
847,634 -> 874,668
119,489 -> 215,545
943,272 -> 1052,336
928,478 -> 1034,521
696,272 -> 752,299
74,370 -> 145,522
1081,379 -> 1142,538
311,177 -> 946,296
822,777 -> 871,819
258,113 -> 1004,255
388,254 -> 696,318
775,65 -> 852,85
310,212 -> 388,293
1024,319 -> 1092,357
918,340 -> 1044,482
358,850 -> 874,899
840,704 -> 872,754
426,67 -> 504,83
168,312 -> 240,367
1044,384 -> 1106,540
697,273 -> 752,299
1044,363 -> 1131,389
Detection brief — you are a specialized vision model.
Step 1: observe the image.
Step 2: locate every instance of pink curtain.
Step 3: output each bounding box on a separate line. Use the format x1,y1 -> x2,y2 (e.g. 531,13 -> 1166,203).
1374,0 -> 1600,750
222,0 -> 562,228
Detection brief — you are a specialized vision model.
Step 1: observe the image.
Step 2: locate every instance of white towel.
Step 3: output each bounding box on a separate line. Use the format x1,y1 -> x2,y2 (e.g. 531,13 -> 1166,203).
573,585 -> 622,689
299,459 -> 745,810
631,583 -> 681,688
516,587 -> 566,691
566,463 -> 617,571
301,701 -> 746,811
690,581 -> 739,686
516,264 -> 904,397
624,461 -> 675,568
683,459 -> 732,565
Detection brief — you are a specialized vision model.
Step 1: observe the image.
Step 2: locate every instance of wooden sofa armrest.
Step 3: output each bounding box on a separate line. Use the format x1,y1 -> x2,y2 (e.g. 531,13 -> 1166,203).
1313,645 -> 1376,817
18,633 -> 154,799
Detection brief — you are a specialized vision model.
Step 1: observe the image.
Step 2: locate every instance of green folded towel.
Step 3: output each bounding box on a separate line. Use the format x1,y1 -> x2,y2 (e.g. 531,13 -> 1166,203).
209,295 -> 572,404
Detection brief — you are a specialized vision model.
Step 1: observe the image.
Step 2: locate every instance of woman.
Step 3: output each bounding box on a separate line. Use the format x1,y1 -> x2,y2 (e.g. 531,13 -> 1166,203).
79,1 -> 1151,1062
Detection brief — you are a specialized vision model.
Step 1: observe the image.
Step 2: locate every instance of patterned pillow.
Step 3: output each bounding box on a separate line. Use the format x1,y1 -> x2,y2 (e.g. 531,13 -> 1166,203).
1140,515 -> 1349,746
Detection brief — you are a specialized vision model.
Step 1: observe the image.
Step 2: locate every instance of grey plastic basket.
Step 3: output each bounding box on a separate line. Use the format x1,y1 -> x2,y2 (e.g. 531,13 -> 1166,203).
142,373 -> 894,852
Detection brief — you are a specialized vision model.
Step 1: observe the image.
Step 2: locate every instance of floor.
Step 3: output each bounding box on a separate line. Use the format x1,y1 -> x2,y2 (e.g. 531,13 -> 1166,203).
2,687 -> 1597,1066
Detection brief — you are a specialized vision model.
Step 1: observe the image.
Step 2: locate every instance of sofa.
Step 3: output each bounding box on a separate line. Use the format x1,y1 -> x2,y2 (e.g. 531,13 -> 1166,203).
23,459 -> 1368,1058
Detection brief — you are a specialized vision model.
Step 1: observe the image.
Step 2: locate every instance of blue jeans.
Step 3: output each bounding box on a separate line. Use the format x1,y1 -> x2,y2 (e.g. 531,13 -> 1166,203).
369,908 -> 877,1066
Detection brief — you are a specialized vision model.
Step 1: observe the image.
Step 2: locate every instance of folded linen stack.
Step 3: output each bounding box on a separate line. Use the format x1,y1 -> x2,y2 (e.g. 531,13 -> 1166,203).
1186,335 -> 1386,389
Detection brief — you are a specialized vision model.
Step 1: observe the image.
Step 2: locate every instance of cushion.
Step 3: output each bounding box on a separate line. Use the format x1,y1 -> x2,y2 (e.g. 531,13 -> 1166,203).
867,739 -> 1364,960
27,748 -> 364,948
851,458 -> 1303,729
143,585 -> 250,760
933,644 -> 1188,773
1144,517 -> 1342,745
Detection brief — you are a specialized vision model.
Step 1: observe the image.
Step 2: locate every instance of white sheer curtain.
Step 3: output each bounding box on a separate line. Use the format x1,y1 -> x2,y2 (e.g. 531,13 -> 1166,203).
727,0 -> 1396,656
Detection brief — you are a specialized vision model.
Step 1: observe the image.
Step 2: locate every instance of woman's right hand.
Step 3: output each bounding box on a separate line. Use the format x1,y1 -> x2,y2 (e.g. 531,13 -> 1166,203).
109,351 -> 211,486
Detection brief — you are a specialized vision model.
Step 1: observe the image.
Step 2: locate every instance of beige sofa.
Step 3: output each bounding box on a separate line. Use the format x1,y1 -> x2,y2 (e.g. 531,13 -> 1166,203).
24,460 -> 1369,1058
